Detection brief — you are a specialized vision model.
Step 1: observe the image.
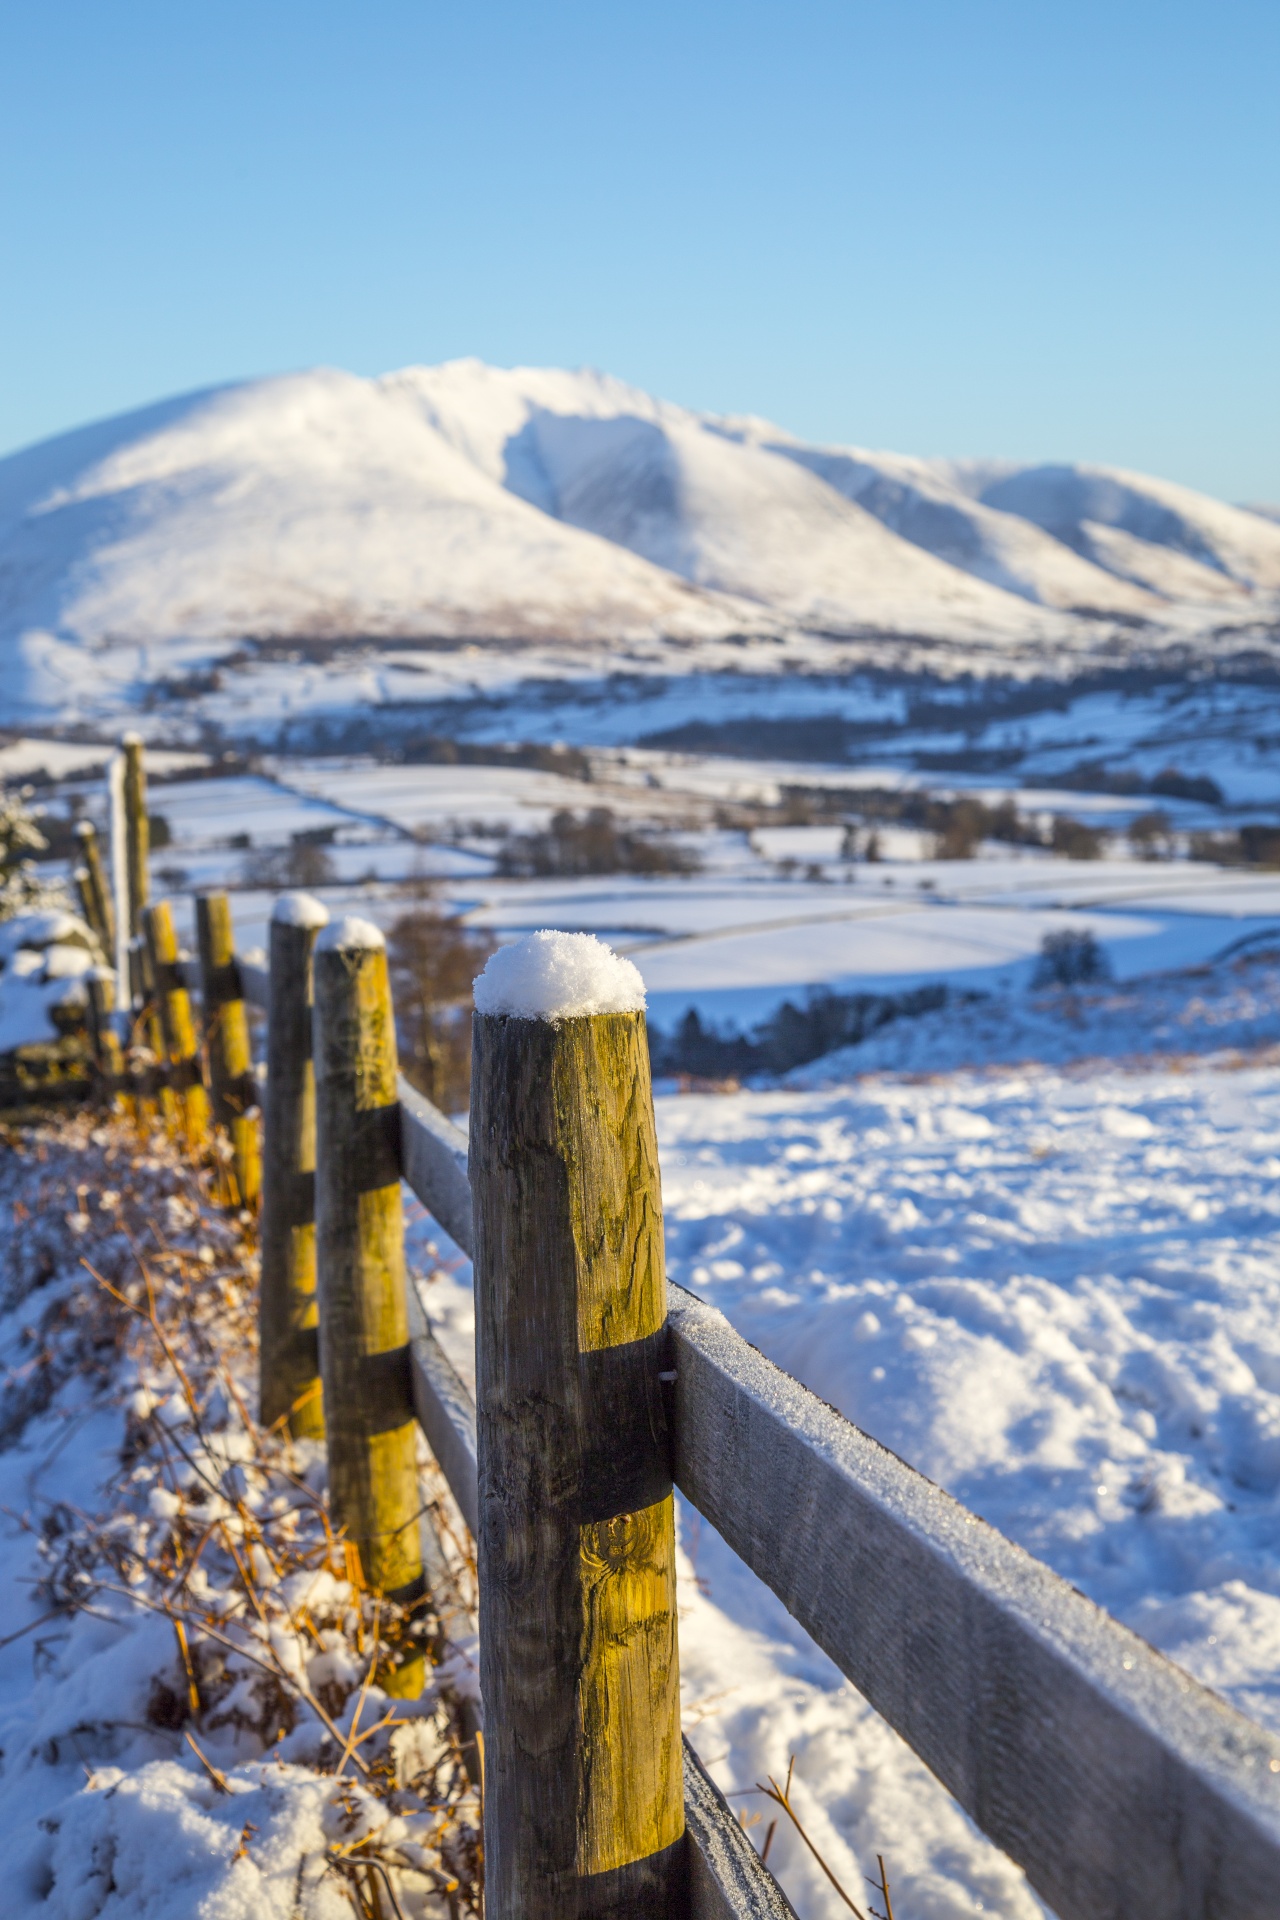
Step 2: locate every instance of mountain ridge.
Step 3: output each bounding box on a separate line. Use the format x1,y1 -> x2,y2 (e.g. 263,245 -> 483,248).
1,358 -> 1277,726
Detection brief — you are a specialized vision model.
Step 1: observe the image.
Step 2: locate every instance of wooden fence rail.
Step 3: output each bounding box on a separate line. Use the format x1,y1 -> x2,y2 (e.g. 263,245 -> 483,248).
150,903 -> 1280,1918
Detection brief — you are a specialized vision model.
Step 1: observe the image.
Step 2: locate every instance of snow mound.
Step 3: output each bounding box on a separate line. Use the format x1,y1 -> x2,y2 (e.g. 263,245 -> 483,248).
473,930 -> 646,1019
271,890 -> 330,929
314,914 -> 384,953
0,911 -> 100,1052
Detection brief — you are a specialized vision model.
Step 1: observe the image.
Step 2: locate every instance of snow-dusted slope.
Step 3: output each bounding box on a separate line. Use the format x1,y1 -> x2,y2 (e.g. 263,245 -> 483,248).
398,362 -> 1050,640
0,369 -> 768,717
950,460 -> 1280,599
2,355 -> 1277,727
748,438 -> 1163,616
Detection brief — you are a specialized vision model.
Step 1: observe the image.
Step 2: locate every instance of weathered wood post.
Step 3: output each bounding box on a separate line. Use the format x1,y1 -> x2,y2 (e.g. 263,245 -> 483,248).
470,931 -> 684,1919
121,732 -> 149,937
73,866 -> 99,948
86,966 -> 125,1106
260,892 -> 328,1440
195,891 -> 262,1209
141,900 -> 208,1145
75,820 -> 115,953
313,914 -> 425,1696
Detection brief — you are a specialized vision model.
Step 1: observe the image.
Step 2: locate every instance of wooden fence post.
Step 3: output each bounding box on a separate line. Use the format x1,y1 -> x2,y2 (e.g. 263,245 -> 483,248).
131,931 -> 167,1127
260,893 -> 328,1440
142,900 -> 208,1145
86,966 -> 125,1106
195,891 -> 261,1209
75,820 -> 115,953
470,944 -> 684,1918
121,732 -> 149,936
312,914 -> 425,1696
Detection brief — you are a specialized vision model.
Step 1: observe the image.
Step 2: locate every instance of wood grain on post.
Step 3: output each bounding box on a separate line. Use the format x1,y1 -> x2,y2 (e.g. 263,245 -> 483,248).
121,733 -> 149,936
260,893 -> 328,1440
142,900 -> 208,1145
313,914 -> 425,1696
75,820 -> 115,951
195,891 -> 262,1209
471,997 -> 684,1919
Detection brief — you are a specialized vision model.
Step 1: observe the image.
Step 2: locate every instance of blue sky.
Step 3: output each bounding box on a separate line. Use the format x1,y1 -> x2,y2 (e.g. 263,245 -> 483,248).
2,1 -> 1277,499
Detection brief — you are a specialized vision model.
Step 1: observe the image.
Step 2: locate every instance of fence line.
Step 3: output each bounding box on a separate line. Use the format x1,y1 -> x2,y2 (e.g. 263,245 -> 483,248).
90,866 -> 1280,1919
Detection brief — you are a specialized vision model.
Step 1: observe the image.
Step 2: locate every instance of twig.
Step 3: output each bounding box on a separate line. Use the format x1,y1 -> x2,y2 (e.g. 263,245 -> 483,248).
0,1607 -> 63,1651
869,1854 -> 896,1920
186,1729 -> 231,1793
333,1600 -> 382,1784
756,1757 -> 869,1920
173,1616 -> 201,1714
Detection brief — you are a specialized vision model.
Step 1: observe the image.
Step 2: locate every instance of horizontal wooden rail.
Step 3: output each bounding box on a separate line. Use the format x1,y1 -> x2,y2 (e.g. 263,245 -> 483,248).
405,1275 -> 479,1538
398,1075 -> 473,1258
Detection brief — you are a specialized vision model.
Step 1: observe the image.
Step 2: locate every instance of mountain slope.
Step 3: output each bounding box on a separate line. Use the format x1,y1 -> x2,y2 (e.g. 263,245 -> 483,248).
948,461 -> 1280,599
397,362 -> 1053,640
746,439 -> 1163,617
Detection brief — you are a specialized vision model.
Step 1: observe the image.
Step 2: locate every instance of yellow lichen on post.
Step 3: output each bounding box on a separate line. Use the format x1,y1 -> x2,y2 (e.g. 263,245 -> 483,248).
312,913 -> 424,1696
74,867 -> 99,943
121,733 -> 149,936
471,932 -> 683,1919
195,891 -> 261,1210
142,900 -> 208,1146
577,1497 -> 682,1877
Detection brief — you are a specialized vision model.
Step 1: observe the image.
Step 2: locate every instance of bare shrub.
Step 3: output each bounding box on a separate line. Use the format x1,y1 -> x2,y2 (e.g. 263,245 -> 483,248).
387,908 -> 496,1114
1033,928 -> 1110,988
241,840 -> 336,888
1129,810 -> 1175,860
497,807 -> 700,878
1050,814 -> 1106,860
932,799 -> 987,860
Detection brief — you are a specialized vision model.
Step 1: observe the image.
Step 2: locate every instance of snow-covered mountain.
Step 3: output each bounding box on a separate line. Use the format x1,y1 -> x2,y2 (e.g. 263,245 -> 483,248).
2,357 -> 1278,727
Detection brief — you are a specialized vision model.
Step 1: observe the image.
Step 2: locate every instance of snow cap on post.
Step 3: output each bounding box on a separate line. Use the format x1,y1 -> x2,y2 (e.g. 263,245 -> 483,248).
473,929 -> 646,1020
315,914 -> 384,955
272,890 -> 330,930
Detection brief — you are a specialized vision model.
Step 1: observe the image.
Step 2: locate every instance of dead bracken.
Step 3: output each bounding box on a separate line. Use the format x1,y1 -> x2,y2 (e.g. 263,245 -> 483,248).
0,1111 -> 481,1918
